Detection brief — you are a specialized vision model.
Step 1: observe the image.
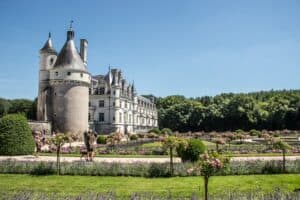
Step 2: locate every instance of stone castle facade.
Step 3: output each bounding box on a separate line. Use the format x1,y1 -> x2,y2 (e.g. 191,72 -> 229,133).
37,27 -> 157,135
89,69 -> 158,134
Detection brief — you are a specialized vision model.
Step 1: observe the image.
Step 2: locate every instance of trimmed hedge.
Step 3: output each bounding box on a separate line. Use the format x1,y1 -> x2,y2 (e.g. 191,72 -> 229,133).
1,159 -> 300,176
0,114 -> 35,155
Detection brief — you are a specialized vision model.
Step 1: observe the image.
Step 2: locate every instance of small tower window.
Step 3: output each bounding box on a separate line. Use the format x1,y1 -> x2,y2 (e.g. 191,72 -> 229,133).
67,72 -> 71,76
80,73 -> 83,78
55,72 -> 58,76
50,58 -> 54,65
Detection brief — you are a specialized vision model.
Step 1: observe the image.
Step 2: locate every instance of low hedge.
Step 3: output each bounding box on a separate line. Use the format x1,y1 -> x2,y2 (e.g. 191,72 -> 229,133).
0,159 -> 300,177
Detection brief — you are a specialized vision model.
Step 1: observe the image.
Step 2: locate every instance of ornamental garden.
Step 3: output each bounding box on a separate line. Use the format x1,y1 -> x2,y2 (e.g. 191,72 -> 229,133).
0,90 -> 300,199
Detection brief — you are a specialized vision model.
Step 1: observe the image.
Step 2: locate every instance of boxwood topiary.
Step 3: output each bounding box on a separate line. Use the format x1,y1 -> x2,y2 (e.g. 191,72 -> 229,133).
177,139 -> 206,162
96,135 -> 107,144
0,114 -> 35,155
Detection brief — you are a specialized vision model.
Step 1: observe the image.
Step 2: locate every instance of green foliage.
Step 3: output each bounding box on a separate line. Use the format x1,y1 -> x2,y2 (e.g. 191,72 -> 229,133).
30,162 -> 56,175
0,98 -> 37,120
177,139 -> 206,162
249,129 -> 261,136
1,159 -> 300,176
148,128 -> 161,134
0,114 -> 35,155
161,128 -> 172,135
272,140 -> 291,151
49,134 -> 69,175
129,134 -> 138,141
97,135 -> 107,144
156,90 -> 300,132
148,163 -> 170,177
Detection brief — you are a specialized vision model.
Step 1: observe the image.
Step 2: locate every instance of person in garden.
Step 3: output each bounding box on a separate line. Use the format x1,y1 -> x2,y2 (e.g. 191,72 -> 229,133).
32,130 -> 43,157
84,130 -> 97,161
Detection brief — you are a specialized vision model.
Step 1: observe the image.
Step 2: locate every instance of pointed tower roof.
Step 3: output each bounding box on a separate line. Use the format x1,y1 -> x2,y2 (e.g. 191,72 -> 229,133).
40,32 -> 57,54
54,26 -> 86,71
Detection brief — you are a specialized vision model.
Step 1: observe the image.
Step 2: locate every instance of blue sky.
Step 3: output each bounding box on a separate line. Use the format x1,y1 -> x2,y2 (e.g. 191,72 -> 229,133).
0,0 -> 299,99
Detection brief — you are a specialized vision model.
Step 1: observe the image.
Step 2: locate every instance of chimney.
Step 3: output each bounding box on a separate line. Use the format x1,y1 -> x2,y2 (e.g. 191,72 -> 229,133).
80,39 -> 88,66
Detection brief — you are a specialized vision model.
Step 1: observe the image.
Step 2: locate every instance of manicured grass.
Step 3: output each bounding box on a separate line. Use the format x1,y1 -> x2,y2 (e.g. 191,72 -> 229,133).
227,153 -> 300,157
1,174 -> 299,198
141,142 -> 162,148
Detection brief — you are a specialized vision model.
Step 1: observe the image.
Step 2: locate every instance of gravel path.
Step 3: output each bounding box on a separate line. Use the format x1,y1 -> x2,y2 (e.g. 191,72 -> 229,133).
0,155 -> 299,163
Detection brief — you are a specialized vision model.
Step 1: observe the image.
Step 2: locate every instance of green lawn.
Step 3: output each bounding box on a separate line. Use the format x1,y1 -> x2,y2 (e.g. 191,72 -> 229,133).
1,174 -> 300,198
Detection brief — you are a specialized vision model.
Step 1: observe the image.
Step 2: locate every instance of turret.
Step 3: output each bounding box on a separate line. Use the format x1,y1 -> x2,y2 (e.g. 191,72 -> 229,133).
49,24 -> 91,136
39,33 -> 57,70
37,33 -> 57,121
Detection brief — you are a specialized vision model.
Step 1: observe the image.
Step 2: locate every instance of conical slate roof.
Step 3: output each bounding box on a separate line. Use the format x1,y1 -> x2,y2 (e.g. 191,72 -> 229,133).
54,30 -> 86,71
40,33 -> 57,54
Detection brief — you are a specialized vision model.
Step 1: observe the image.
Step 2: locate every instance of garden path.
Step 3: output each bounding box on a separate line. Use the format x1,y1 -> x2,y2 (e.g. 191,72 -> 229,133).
0,155 -> 299,163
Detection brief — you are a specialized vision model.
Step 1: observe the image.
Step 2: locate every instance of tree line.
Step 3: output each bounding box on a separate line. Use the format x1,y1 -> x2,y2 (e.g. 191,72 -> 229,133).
2,89 -> 300,132
0,98 -> 37,120
146,89 -> 300,132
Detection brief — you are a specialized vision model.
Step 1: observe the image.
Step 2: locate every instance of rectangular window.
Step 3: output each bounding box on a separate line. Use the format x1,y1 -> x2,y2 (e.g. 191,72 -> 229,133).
88,113 -> 91,121
67,72 -> 71,76
98,113 -> 104,122
88,101 -> 91,107
99,100 -> 104,107
99,87 -> 105,95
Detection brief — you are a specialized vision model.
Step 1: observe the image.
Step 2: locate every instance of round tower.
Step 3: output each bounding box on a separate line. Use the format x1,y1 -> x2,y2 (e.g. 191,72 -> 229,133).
49,27 -> 91,136
37,33 -> 57,121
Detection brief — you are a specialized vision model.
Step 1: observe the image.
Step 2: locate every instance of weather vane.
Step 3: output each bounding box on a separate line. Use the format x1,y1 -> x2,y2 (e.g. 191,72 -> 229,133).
69,20 -> 74,30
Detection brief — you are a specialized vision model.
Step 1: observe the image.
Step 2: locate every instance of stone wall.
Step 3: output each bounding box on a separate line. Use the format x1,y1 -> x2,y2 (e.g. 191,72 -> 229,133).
28,121 -> 52,135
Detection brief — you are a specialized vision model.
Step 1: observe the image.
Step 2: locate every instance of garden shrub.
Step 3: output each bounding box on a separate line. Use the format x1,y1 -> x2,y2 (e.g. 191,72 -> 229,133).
30,162 -> 56,175
148,163 -> 170,177
97,135 -> 107,144
249,129 -> 260,136
0,114 -> 35,155
129,134 -> 138,141
146,132 -> 158,139
261,161 -> 283,174
161,128 -> 172,135
177,139 -> 206,162
147,128 -> 161,134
